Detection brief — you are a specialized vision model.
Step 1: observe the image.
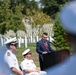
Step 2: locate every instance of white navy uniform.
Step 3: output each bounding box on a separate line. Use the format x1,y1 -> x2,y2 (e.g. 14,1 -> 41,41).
20,58 -> 47,75
4,50 -> 20,75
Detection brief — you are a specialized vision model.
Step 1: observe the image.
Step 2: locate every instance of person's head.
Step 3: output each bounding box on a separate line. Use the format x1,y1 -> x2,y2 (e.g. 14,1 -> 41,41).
4,37 -> 18,51
42,32 -> 48,41
22,49 -> 32,59
60,1 -> 76,53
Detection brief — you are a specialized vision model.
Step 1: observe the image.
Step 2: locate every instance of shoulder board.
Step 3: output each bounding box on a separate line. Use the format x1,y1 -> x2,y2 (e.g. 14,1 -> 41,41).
7,52 -> 11,56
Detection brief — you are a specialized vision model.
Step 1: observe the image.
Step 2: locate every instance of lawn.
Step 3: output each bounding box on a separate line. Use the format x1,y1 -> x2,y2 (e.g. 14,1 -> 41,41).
15,42 -> 71,71
15,43 -> 40,67
15,42 -> 56,67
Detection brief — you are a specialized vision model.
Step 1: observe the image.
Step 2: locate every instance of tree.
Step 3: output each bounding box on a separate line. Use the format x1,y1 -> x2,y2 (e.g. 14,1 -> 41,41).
6,4 -> 25,33
25,9 -> 52,37
17,0 -> 39,15
0,0 -> 26,35
40,0 -> 70,18
54,14 -> 70,50
0,0 -> 11,34
30,11 -> 51,27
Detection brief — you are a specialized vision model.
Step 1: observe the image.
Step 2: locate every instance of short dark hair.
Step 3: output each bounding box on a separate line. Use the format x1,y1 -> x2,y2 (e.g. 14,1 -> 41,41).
43,32 -> 48,36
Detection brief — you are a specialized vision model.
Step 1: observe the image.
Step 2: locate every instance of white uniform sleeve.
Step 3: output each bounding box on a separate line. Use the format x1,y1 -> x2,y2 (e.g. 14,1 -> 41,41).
5,53 -> 15,68
20,61 -> 27,70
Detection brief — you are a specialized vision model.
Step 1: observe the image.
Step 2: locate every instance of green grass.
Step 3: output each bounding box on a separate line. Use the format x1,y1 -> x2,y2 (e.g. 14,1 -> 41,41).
15,43 -> 56,67
15,43 -> 40,67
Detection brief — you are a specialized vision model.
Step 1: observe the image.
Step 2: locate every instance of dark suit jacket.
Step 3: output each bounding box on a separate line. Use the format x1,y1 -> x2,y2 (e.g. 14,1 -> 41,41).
36,39 -> 54,60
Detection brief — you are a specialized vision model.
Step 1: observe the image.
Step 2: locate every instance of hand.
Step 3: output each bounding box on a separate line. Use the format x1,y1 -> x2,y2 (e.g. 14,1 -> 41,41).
43,51 -> 48,54
19,71 -> 23,75
34,69 -> 40,72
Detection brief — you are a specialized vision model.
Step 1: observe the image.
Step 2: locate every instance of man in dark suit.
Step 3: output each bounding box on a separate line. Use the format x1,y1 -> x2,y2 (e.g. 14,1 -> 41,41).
36,32 -> 54,71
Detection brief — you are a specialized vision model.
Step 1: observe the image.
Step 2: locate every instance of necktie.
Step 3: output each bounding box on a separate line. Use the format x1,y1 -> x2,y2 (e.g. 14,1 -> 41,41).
44,42 -> 48,50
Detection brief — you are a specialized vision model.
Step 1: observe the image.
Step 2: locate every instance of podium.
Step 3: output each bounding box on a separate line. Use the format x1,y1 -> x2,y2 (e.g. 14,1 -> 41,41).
43,49 -> 70,70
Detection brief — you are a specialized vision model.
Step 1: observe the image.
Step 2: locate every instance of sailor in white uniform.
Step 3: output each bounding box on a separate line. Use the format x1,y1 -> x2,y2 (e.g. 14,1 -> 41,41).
4,37 -> 23,75
20,49 -> 47,75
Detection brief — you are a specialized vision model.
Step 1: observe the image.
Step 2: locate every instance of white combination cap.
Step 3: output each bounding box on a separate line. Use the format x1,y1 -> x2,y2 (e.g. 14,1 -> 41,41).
4,37 -> 17,45
22,49 -> 30,56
